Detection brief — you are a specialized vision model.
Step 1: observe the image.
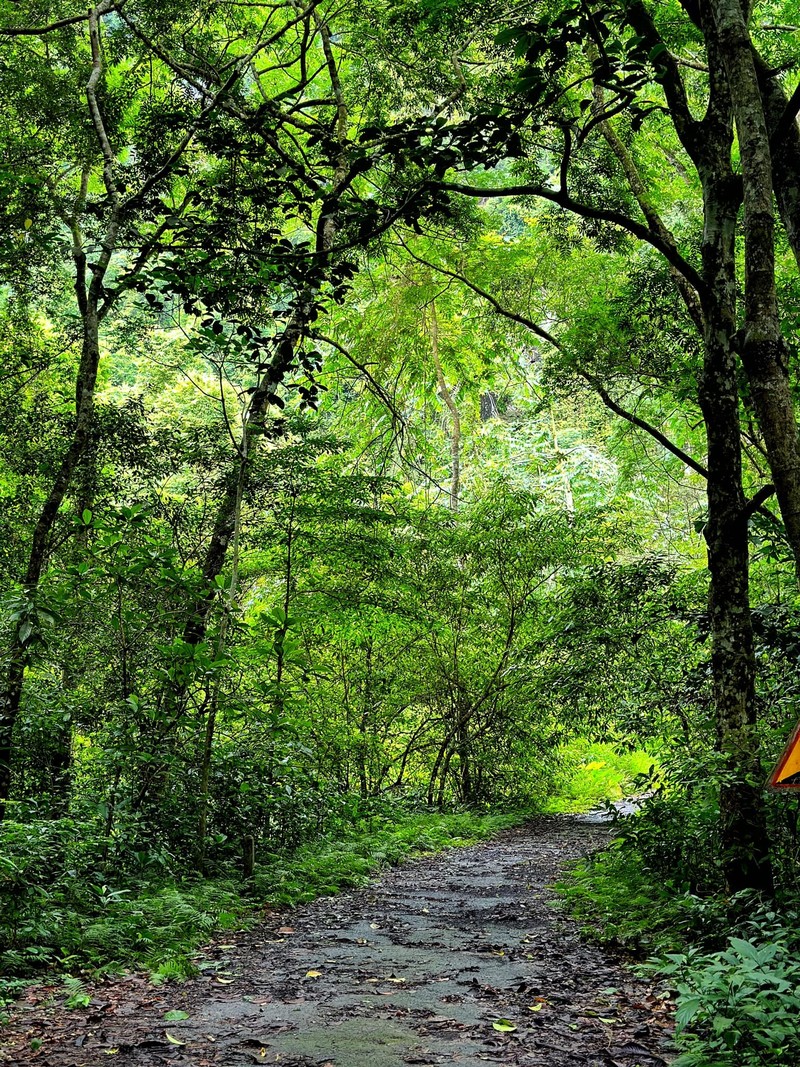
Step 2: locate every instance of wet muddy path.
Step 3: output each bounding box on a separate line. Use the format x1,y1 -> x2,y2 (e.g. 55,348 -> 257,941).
3,816 -> 674,1067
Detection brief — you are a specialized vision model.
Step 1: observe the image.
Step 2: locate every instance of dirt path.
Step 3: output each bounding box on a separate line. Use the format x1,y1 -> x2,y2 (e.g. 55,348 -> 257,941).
3,816 -> 674,1067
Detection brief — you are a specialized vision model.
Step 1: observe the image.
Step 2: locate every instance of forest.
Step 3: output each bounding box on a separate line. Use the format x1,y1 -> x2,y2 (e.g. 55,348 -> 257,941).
2,0 -> 800,1064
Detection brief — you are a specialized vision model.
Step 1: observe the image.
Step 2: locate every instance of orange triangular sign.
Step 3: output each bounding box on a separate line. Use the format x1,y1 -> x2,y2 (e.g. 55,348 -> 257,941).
768,720 -> 800,788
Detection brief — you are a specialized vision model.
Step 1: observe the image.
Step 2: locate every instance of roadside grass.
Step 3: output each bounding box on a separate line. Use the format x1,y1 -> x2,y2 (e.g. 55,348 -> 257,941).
252,810 -> 523,907
0,739 -> 654,999
554,840 -> 693,954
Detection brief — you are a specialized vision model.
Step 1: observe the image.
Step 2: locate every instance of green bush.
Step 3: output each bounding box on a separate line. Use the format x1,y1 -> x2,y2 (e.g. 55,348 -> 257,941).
613,787 -> 724,895
555,839 -> 694,953
557,812 -> 800,1067
658,925 -> 800,1067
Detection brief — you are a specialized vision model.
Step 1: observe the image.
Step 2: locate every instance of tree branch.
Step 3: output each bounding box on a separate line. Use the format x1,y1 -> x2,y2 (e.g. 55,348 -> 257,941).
399,237 -> 708,478
86,7 -> 120,206
123,67 -> 242,212
743,483 -> 776,518
589,72 -> 705,331
315,332 -> 405,424
86,7 -> 122,303
625,0 -> 704,161
579,370 -> 709,478
399,239 -> 558,347
0,0 -> 117,35
436,181 -> 706,298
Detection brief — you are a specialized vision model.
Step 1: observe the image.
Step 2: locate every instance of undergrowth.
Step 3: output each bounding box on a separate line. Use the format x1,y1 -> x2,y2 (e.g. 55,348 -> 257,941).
655,920 -> 800,1067
555,840 -> 695,954
557,790 -> 800,1067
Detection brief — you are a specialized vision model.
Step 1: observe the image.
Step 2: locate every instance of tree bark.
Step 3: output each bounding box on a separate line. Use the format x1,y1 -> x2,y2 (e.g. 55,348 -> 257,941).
755,55 -> 800,276
694,10 -> 773,886
712,0 -> 800,581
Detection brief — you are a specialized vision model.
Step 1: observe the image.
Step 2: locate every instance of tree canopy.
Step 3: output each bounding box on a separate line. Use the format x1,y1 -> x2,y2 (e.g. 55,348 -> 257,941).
3,2 -> 800,1061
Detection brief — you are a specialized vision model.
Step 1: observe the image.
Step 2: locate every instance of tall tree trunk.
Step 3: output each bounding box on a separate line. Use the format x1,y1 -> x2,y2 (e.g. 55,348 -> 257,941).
700,303 -> 773,893
166,7 -> 353,707
197,448 -> 248,868
696,46 -> 774,886
0,6 -> 230,821
755,55 -> 800,280
712,0 -> 800,581
456,703 -> 473,803
357,638 -> 373,800
0,304 -> 105,819
149,6 -> 354,821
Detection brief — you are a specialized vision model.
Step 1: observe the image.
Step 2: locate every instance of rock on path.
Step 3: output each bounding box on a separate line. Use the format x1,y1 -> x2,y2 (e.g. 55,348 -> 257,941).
3,816 -> 674,1067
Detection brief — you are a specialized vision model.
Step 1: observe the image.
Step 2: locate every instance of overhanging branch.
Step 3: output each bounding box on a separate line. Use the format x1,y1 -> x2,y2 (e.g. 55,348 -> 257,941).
437,181 -> 706,299
400,237 -> 709,479
0,0 -> 118,35
579,371 -> 708,478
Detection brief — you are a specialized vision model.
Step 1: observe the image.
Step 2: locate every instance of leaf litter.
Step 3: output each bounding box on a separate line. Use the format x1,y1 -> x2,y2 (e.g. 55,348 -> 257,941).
0,816 -> 674,1067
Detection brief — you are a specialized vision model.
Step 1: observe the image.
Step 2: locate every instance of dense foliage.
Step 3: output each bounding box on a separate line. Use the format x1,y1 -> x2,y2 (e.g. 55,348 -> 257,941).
3,0 -> 800,1061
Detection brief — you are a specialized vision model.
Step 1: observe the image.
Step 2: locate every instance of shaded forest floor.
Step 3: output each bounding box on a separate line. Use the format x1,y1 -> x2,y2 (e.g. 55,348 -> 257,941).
2,816 -> 675,1067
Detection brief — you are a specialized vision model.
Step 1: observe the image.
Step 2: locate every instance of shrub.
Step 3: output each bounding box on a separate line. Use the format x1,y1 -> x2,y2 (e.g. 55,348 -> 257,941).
658,926 -> 800,1067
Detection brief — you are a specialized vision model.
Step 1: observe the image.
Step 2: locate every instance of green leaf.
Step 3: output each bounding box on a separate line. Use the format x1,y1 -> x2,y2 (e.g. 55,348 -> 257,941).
165,1032 -> 185,1045
492,1019 -> 517,1032
163,1010 -> 190,1021
675,996 -> 704,1028
495,27 -> 523,45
